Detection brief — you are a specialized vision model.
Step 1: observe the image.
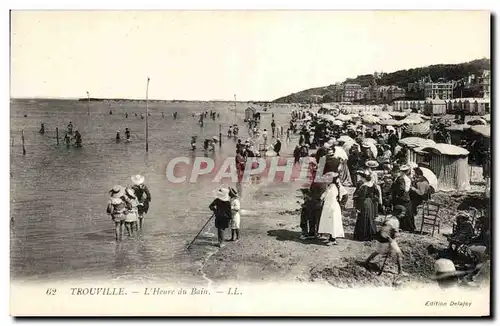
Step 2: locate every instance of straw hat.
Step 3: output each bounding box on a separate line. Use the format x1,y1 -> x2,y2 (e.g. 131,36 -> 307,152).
361,142 -> 371,148
365,160 -> 379,169
400,164 -> 410,172
131,174 -> 145,185
326,148 -> 335,156
228,187 -> 238,198
386,126 -> 395,131
126,187 -> 136,198
109,185 -> 126,198
215,188 -> 230,202
431,259 -> 467,280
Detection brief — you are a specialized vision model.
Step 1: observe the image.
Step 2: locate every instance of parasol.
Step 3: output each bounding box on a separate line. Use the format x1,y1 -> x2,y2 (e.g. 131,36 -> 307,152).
482,114 -> 490,122
466,118 -> 487,126
338,135 -> 354,143
335,114 -> 352,121
376,112 -> 392,120
364,138 -> 377,145
333,120 -> 344,126
362,115 -> 380,124
419,167 -> 438,191
334,146 -> 348,160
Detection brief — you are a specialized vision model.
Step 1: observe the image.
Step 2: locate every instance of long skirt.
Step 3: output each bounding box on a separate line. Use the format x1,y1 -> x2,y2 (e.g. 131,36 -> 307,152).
353,198 -> 377,241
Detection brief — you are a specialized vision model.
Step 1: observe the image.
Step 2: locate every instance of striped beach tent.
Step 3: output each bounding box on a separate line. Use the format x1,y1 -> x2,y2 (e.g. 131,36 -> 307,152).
418,144 -> 470,192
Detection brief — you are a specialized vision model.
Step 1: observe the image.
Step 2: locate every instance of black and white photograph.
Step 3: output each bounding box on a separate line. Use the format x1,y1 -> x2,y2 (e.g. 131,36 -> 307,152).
9,9 -> 491,316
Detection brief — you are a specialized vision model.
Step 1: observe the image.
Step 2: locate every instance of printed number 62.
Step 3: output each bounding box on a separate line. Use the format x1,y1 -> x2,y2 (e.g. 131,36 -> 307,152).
46,288 -> 57,295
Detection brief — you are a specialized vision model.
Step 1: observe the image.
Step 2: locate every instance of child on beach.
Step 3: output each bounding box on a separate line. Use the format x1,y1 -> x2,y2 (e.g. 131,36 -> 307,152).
364,207 -> 405,275
123,188 -> 139,236
229,187 -> 241,242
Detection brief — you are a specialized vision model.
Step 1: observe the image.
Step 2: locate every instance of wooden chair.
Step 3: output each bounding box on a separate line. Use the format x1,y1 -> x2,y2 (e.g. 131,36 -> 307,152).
419,200 -> 441,236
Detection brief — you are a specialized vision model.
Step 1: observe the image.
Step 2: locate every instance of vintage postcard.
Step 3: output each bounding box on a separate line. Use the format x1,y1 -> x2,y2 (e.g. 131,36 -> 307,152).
9,10 -> 491,316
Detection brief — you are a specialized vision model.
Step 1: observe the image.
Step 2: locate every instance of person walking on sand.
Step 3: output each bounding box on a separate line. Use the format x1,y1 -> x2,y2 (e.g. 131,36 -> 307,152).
131,174 -> 151,230
318,172 -> 344,246
391,164 -> 414,232
273,139 -> 282,156
116,130 -> 121,143
123,187 -> 139,236
262,129 -> 268,145
39,123 -> 45,134
229,187 -> 241,242
364,210 -> 406,275
353,171 -> 378,242
106,185 -> 129,241
209,188 -> 232,248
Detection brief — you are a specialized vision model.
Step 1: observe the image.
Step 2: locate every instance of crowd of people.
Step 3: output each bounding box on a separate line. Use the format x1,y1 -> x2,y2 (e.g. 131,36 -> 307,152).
289,108 -> 490,281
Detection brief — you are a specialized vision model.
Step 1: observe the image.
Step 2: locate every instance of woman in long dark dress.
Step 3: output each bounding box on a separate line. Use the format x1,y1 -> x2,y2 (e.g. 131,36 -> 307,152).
209,188 -> 232,248
353,171 -> 378,241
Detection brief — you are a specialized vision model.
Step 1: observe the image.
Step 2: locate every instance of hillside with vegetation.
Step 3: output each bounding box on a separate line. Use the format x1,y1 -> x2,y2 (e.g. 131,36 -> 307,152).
273,58 -> 490,103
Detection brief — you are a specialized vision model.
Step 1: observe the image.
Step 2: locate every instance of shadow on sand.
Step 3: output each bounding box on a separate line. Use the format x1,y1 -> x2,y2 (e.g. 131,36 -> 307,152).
267,229 -> 338,246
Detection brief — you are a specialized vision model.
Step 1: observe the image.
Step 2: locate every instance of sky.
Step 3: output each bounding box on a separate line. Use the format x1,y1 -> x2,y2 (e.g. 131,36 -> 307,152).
10,11 -> 490,101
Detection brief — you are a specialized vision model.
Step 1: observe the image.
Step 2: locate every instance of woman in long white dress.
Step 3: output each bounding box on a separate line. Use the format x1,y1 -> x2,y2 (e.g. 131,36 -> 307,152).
318,172 -> 345,245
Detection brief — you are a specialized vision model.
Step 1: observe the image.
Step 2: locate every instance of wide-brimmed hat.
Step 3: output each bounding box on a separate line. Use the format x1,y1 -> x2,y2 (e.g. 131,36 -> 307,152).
356,170 -> 371,178
326,149 -> 335,156
215,188 -> 230,202
323,142 -> 332,149
327,138 -> 339,146
361,142 -> 371,148
131,174 -> 145,185
228,187 -> 238,198
109,185 -> 126,198
365,160 -> 379,169
126,187 -> 136,198
431,259 -> 468,280
400,164 -> 410,172
386,126 -> 395,131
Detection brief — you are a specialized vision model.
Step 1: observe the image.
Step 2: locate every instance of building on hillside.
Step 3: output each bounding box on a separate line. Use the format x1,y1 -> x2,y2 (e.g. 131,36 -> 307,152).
481,70 -> 491,99
377,85 -> 406,102
424,81 -> 454,100
407,75 -> 432,92
342,83 -> 362,102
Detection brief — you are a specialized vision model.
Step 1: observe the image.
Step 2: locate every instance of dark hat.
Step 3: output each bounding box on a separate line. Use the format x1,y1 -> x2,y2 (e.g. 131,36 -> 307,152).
229,187 -> 238,198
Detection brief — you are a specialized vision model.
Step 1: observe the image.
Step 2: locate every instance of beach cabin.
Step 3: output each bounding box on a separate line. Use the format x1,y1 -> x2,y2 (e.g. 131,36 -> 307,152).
398,137 -> 436,166
245,106 -> 257,121
415,144 -> 470,192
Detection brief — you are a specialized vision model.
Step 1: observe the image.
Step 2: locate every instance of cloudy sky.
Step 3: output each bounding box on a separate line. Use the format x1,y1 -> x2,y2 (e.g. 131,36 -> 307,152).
10,11 -> 490,101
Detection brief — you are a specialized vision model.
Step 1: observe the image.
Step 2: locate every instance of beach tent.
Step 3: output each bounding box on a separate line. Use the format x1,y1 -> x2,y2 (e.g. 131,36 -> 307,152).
417,144 -> 470,191
402,121 -> 432,138
399,137 -> 436,166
